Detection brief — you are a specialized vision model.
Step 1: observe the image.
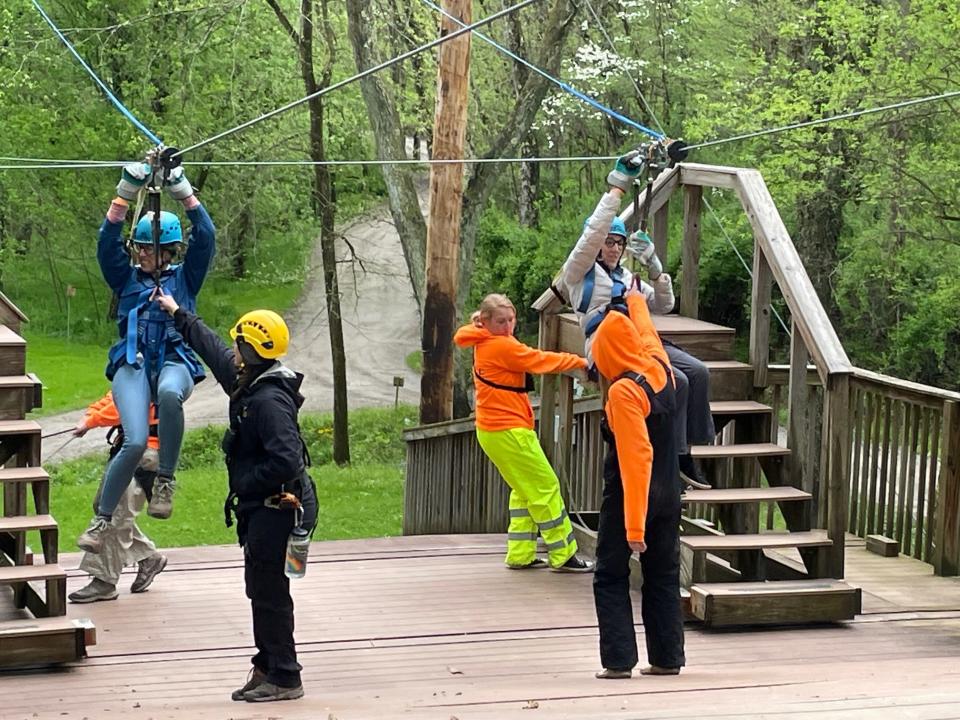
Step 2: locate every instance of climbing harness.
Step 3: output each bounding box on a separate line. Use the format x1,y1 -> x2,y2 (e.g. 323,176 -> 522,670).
473,366 -> 535,394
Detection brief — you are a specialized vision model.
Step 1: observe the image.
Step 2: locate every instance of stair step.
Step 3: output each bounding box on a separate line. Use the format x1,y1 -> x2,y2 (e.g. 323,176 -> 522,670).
653,315 -> 734,361
0,564 -> 66,584
0,374 -> 42,418
689,580 -> 861,627
0,419 -> 42,438
0,467 -> 49,484
0,616 -> 96,668
0,325 -> 26,375
681,530 -> 831,552
709,400 -> 772,416
691,442 -> 790,459
0,514 -> 58,533
682,487 -> 811,504
704,361 -> 753,401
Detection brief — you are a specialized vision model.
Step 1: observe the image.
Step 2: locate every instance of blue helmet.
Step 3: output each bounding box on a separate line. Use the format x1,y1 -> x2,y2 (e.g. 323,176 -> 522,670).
582,215 -> 628,238
134,211 -> 182,245
609,217 -> 627,238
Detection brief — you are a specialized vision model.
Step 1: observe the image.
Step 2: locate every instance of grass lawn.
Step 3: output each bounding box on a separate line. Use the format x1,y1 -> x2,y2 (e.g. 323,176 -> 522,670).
38,406 -> 415,552
24,332 -> 109,417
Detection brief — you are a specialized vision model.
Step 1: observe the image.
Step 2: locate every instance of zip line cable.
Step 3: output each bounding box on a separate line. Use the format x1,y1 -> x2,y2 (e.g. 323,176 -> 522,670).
419,0 -> 662,139
686,90 -> 960,151
31,0 -> 162,145
172,0 -> 542,158
581,0 -> 792,334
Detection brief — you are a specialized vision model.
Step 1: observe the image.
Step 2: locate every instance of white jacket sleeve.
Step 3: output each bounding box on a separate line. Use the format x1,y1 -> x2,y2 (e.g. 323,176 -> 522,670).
639,274 -> 675,315
560,191 -> 621,289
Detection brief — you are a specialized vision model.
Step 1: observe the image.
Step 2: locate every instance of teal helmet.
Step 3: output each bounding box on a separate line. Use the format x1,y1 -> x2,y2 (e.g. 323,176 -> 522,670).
134,211 -> 182,245
582,215 -> 628,238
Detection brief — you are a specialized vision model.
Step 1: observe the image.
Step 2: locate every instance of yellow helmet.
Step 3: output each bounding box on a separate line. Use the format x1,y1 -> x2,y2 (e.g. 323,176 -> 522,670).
230,309 -> 290,360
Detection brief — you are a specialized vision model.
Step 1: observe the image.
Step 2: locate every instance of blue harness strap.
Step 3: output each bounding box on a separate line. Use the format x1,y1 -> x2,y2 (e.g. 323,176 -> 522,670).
125,286 -> 156,365
577,265 -> 595,314
582,264 -> 629,338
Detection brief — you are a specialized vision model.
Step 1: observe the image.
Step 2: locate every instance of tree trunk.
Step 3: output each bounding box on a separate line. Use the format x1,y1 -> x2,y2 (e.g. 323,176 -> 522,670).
345,0 -> 428,308
268,0 -> 350,463
421,0 -> 471,425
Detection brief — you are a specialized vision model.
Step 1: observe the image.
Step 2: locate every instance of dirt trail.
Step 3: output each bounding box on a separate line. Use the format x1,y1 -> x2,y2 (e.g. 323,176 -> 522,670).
39,204 -> 423,463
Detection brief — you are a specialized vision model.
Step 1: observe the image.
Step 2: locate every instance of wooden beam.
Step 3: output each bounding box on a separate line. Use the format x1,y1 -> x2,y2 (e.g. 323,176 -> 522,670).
680,184 -> 702,318
750,248 -> 773,388
652,200 -> 670,266
679,162 -> 742,189
734,170 -> 851,381
617,165 -> 680,228
824,373 -> 852,579
420,0 -> 471,424
537,314 -> 559,462
933,400 -> 960,576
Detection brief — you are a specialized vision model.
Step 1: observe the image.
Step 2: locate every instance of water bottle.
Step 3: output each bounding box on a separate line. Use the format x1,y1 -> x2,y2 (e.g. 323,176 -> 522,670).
284,526 -> 311,579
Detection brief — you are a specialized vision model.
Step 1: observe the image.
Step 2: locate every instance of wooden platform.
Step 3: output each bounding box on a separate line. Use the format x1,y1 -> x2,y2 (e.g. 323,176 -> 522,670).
1,534 -> 959,719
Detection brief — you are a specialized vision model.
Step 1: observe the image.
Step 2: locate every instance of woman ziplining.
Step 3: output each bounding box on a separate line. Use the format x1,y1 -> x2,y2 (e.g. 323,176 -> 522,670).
77,159 -> 216,551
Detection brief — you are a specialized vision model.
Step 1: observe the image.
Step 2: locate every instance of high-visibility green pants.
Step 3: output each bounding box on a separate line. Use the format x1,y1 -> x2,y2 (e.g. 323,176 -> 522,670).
476,427 -> 578,568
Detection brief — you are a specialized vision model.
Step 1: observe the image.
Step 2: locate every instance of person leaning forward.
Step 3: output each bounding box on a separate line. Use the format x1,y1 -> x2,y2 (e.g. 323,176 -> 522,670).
155,291 -> 316,703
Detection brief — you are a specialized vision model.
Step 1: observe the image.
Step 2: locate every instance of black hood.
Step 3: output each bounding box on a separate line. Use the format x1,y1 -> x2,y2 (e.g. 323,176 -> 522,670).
252,362 -> 305,409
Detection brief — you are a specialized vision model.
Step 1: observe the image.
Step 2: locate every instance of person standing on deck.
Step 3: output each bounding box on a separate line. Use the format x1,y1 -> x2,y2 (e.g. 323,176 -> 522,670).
455,293 -> 594,573
557,151 -> 686,678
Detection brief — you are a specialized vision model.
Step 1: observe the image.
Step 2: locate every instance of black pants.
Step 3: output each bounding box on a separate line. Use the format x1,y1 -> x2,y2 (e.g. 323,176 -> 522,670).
243,506 -> 301,687
593,386 -> 685,671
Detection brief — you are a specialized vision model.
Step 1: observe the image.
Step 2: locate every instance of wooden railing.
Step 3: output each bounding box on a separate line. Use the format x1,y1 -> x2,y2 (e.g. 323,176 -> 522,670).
765,366 -> 960,575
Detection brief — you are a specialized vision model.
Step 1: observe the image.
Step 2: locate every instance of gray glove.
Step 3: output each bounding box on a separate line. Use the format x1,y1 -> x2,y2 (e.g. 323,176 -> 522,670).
626,230 -> 663,280
163,166 -> 194,202
116,162 -> 149,201
606,149 -> 644,192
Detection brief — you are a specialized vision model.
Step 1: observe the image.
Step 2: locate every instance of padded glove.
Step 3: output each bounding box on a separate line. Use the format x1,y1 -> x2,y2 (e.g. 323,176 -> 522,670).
116,162 -> 149,201
606,149 -> 643,192
163,166 -> 194,202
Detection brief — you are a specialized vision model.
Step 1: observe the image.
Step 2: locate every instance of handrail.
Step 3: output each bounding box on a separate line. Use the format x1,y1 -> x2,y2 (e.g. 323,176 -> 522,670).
723,167 -> 852,381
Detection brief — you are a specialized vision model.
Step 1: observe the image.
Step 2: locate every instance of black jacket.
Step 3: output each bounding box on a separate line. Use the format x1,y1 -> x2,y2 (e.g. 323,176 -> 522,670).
173,308 -> 307,503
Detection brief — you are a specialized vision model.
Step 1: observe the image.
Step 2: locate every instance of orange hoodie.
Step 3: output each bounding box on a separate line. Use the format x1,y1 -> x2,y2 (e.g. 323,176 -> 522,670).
591,293 -> 673,543
454,324 -> 587,432
84,392 -> 159,450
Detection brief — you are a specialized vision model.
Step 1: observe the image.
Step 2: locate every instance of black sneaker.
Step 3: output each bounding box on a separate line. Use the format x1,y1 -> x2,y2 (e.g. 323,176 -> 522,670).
552,555 -> 595,573
243,680 -> 304,702
232,668 -> 266,701
131,554 -> 167,593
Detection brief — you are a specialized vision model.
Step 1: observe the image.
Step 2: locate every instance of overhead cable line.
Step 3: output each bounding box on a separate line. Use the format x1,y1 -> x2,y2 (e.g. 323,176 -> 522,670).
687,90 -> 960,151
0,154 -> 626,171
581,0 -> 792,334
31,0 -> 162,145
173,0 -> 542,158
419,0 -> 662,139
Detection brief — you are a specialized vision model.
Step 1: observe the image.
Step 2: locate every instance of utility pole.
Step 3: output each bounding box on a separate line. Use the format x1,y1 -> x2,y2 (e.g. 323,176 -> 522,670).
420,0 -> 471,424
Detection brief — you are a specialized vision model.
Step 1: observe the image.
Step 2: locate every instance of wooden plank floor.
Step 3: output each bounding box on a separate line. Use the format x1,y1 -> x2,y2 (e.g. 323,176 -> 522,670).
2,534 -> 960,719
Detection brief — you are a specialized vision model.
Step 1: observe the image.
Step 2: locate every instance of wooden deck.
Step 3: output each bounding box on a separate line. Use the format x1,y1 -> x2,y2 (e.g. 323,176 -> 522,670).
2,534 -> 960,719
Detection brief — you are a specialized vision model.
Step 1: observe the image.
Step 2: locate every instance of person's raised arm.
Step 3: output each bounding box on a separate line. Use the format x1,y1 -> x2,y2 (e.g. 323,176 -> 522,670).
97,163 -> 149,292
165,168 -> 215,296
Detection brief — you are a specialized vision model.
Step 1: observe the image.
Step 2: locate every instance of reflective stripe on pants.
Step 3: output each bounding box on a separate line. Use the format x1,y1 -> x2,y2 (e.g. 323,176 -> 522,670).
477,427 -> 578,568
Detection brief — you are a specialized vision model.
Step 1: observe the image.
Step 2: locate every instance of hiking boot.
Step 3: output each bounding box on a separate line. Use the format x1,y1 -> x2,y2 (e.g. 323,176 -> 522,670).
148,475 -> 176,519
131,554 -> 168,593
68,578 -> 118,604
243,680 -> 304,702
552,555 -> 595,573
77,515 -> 111,554
678,454 -> 712,490
507,558 -> 548,570
232,668 -> 266,701
595,667 -> 632,679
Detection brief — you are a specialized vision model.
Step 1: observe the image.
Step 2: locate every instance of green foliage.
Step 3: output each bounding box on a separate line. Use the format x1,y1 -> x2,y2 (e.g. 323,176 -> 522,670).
302,405 -> 417,466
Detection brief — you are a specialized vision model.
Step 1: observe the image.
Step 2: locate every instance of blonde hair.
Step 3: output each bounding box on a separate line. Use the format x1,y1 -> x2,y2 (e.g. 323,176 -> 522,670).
473,294 -> 516,327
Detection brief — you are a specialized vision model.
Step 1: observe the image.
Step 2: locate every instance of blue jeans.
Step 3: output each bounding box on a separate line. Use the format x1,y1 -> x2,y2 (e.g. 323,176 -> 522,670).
98,361 -> 194,517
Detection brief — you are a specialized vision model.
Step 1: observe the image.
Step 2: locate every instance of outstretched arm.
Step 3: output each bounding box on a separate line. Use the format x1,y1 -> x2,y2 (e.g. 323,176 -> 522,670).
155,291 -> 237,393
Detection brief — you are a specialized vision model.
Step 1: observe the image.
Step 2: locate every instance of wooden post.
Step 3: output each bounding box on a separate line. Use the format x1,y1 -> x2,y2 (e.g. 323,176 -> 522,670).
538,313 -> 559,461
680,185 -> 701,318
557,375 -> 574,484
933,400 -> 960,576
750,247 -> 773,389
653,200 -> 669,268
825,373 -> 852,579
420,0 -> 471,424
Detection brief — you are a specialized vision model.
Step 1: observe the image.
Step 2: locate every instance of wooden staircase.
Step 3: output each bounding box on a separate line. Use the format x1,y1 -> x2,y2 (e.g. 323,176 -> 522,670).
0,291 -> 95,667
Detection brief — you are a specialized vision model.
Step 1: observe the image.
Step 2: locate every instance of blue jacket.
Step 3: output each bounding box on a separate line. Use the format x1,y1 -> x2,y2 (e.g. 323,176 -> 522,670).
97,205 -> 216,381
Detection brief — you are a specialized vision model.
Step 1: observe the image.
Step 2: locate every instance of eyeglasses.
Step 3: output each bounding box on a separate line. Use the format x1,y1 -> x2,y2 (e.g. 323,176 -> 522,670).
134,244 -> 156,255
604,237 -> 626,248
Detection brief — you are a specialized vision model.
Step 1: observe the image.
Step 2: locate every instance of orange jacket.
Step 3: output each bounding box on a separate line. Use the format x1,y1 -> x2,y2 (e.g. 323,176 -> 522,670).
454,324 -> 587,432
84,392 -> 159,450
591,293 -> 673,543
